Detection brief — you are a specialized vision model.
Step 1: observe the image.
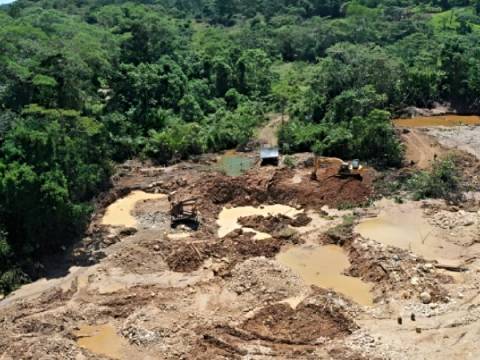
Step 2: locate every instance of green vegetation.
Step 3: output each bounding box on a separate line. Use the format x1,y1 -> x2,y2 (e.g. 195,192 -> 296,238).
0,0 -> 480,291
407,158 -> 462,202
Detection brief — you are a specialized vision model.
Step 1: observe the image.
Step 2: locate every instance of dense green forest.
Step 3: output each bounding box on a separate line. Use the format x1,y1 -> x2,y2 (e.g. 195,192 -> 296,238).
1,0 -> 480,292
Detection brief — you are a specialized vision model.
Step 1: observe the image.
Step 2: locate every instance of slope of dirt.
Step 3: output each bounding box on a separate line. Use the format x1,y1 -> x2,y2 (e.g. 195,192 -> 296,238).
257,113 -> 287,147
237,213 -> 311,235
399,128 -> 446,169
241,300 -> 355,344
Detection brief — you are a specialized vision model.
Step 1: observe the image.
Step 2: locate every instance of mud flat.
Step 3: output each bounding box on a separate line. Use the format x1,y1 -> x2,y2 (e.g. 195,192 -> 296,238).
276,244 -> 373,305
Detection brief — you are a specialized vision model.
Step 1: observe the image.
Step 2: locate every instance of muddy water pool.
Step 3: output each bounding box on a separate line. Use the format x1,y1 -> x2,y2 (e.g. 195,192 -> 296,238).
75,324 -> 127,359
355,200 -> 465,263
217,204 -> 303,238
276,244 -> 373,306
102,191 -> 167,228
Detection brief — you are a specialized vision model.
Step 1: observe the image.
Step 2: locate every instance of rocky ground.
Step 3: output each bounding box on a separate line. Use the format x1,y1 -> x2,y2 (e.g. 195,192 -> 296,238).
0,127 -> 480,359
428,126 -> 480,160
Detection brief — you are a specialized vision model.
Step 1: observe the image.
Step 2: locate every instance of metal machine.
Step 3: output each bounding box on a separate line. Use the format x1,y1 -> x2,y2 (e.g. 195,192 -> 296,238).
169,194 -> 199,228
337,159 -> 363,179
312,156 -> 364,181
260,146 -> 279,166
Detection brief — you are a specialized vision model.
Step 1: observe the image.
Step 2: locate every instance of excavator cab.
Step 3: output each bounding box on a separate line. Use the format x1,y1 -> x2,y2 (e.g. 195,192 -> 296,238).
337,159 -> 363,180
351,159 -> 360,170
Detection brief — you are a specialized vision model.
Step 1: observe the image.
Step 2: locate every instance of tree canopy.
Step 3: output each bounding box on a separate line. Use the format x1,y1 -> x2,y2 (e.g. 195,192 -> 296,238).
1,0 -> 480,291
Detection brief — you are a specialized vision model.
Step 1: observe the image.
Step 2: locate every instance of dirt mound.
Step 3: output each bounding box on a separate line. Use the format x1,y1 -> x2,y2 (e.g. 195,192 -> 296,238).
205,166 -> 374,210
166,245 -> 205,273
274,168 -> 374,209
165,231 -> 284,273
227,257 -> 304,304
238,214 -> 290,235
290,212 -> 312,227
347,238 -> 452,302
241,300 -> 356,344
238,213 -> 312,236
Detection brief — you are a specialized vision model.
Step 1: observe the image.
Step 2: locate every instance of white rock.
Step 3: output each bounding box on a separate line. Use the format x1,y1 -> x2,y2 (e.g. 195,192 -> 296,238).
420,292 -> 432,304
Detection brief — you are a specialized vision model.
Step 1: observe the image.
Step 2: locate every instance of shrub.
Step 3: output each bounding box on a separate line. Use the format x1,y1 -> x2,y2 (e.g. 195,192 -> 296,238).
407,158 -> 462,202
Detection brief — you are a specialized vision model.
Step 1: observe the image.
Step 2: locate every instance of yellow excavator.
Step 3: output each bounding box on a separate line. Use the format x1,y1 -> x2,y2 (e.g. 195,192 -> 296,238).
312,157 -> 364,181
337,159 -> 363,180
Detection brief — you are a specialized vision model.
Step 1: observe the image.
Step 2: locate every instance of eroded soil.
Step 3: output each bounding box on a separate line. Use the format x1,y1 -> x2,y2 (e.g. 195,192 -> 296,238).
0,139 -> 479,359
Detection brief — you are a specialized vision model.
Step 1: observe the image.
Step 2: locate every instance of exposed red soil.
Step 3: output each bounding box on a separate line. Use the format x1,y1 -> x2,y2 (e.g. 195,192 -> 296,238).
204,165 -> 374,210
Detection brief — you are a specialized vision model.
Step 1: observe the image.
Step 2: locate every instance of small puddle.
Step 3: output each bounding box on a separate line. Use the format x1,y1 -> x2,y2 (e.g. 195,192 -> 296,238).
217,204 -> 302,238
276,244 -> 373,306
75,324 -> 127,359
102,190 -> 167,228
394,115 -> 480,127
217,150 -> 255,176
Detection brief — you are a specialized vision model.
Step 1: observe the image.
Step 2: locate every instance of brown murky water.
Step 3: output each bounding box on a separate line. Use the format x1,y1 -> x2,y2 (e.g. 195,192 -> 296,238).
355,199 -> 464,263
102,191 -> 167,228
276,244 -> 373,306
356,217 -> 432,250
217,204 -> 303,238
75,324 -> 127,359
394,115 -> 480,128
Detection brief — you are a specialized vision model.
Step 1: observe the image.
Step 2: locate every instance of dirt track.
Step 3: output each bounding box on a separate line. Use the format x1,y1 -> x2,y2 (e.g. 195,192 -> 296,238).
256,113 -> 286,147
399,128 -> 445,169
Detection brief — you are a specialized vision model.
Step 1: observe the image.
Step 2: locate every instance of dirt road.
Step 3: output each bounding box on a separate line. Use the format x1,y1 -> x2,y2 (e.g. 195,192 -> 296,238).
257,113 -> 287,147
399,128 -> 446,169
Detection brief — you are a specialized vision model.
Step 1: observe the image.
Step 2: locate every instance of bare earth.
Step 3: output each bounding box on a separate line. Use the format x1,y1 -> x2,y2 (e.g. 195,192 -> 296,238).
400,128 -> 445,169
0,121 -> 480,359
427,126 -> 480,159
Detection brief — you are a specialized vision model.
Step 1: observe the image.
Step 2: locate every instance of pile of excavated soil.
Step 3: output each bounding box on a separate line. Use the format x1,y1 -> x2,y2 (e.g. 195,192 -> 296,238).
164,231 -> 287,273
205,166 -> 374,210
227,257 -> 305,304
192,289 -> 361,358
346,237 -> 453,302
237,213 -> 311,237
241,296 -> 357,344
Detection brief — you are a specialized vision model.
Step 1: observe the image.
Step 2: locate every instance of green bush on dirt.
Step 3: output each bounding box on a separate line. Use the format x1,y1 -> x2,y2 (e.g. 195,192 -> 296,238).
407,158 -> 462,202
283,155 -> 296,168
